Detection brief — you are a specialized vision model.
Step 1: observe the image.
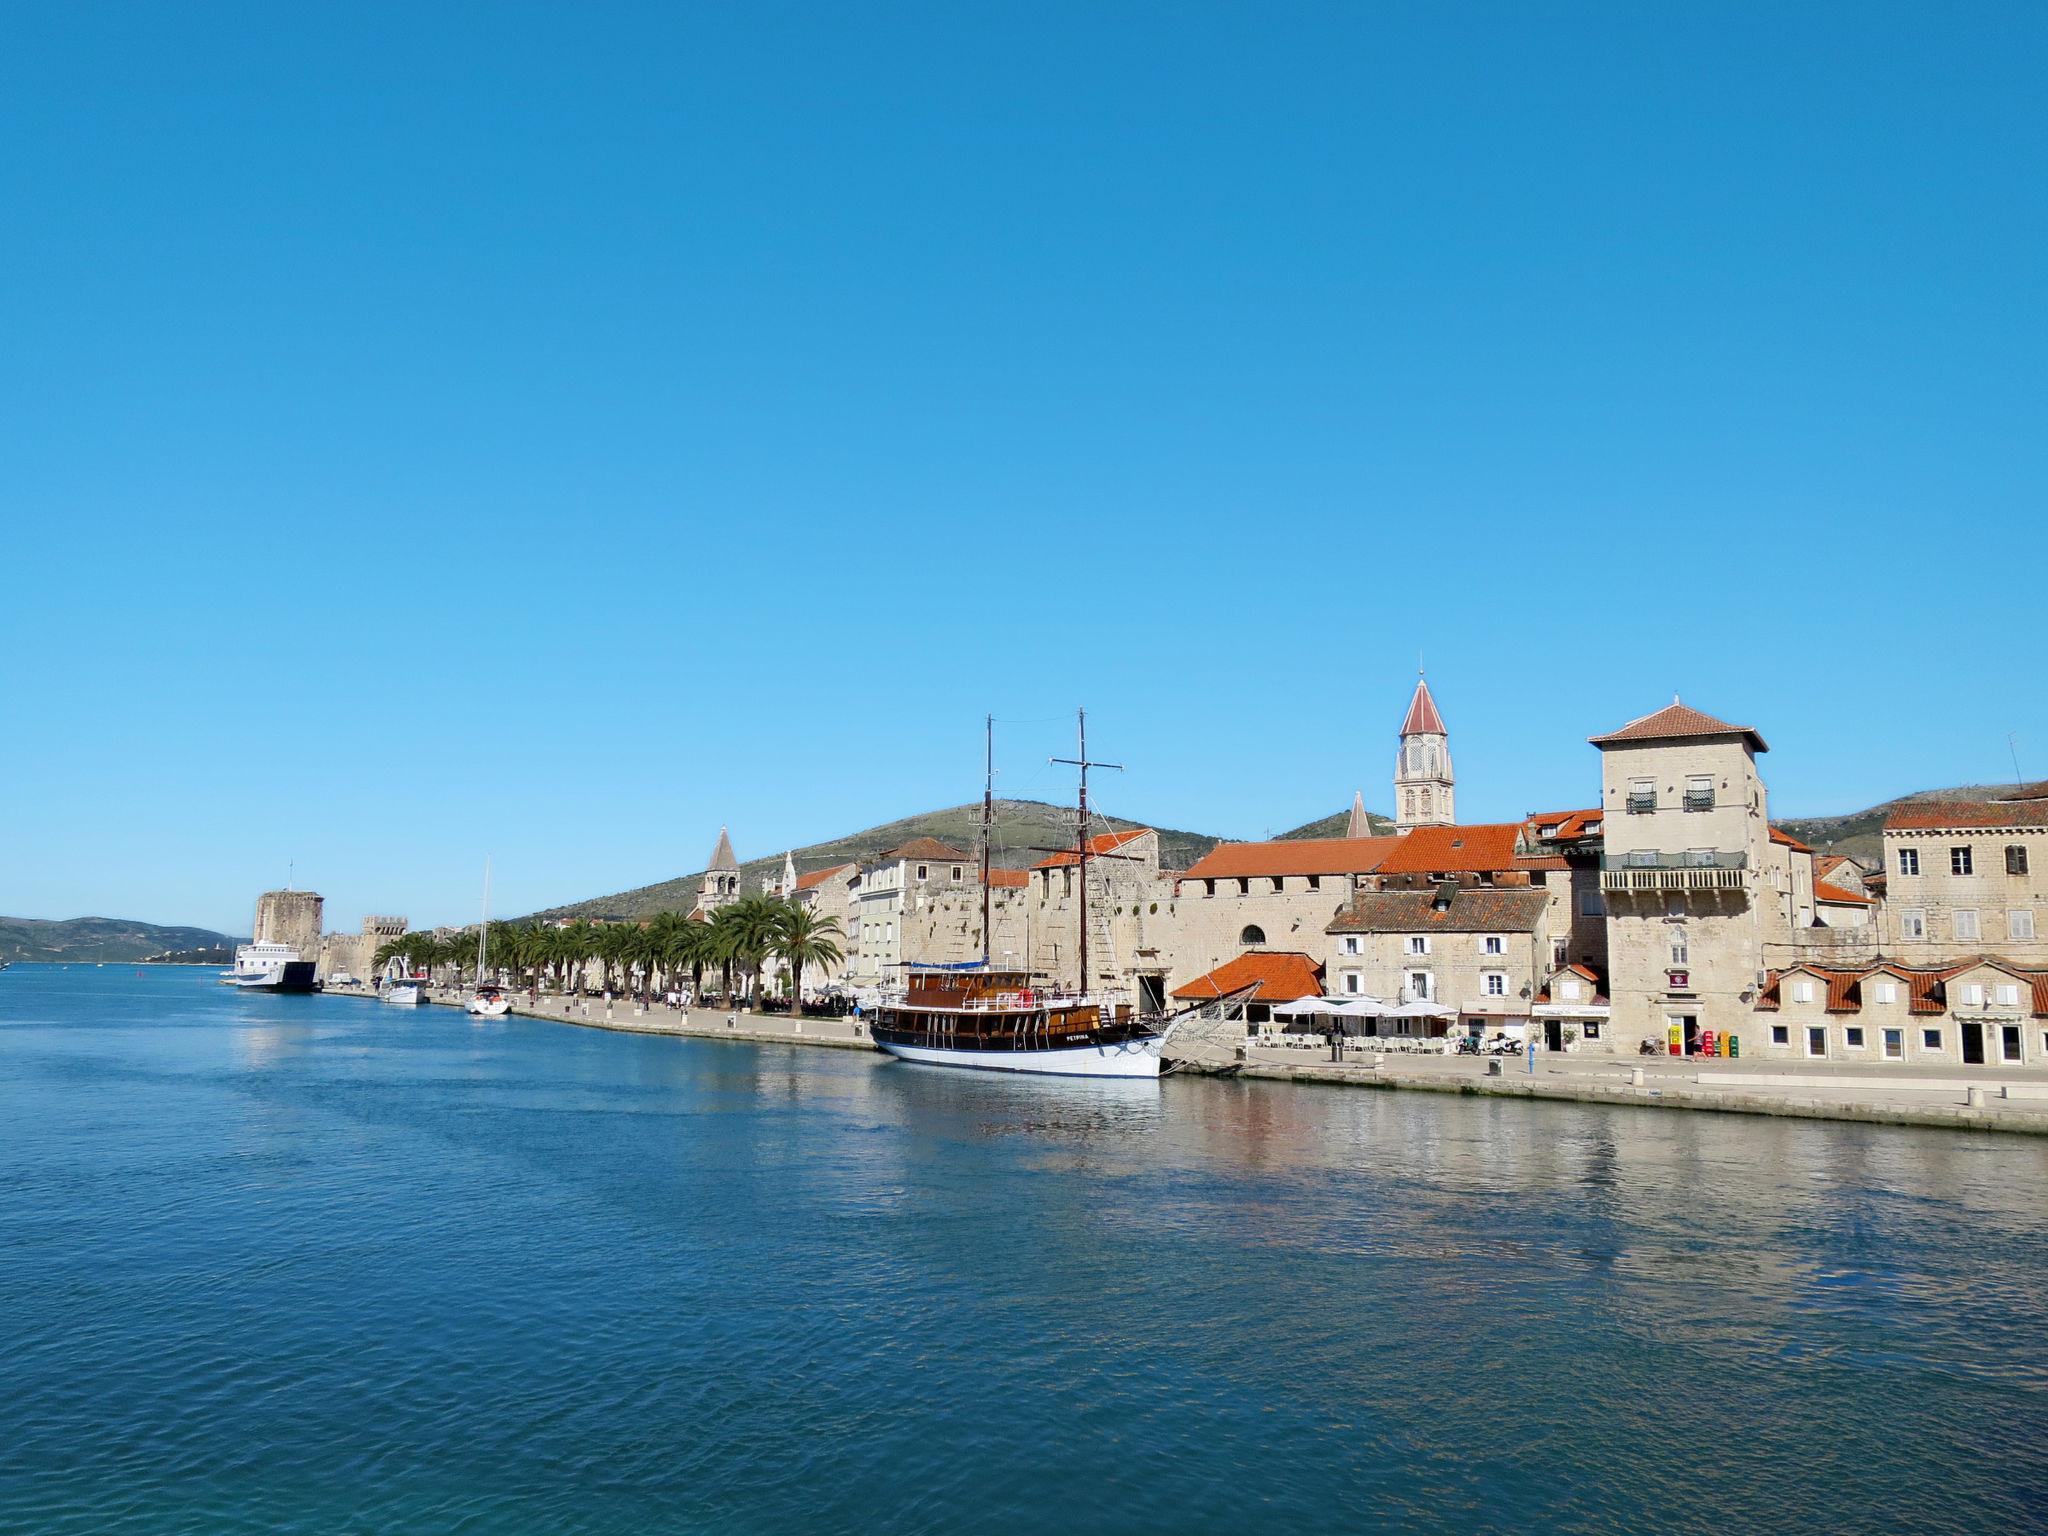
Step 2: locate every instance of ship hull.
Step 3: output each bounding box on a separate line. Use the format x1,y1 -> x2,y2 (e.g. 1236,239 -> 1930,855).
874,1033 -> 1162,1079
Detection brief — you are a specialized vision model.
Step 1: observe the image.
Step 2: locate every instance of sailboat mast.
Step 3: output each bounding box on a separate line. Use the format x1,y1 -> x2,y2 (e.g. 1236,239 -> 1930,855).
1048,709 -> 1123,998
477,858 -> 491,982
1076,709 -> 1089,992
980,715 -> 993,968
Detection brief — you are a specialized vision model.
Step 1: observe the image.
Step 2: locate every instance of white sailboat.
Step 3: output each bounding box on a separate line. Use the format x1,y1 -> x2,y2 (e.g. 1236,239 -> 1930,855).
466,859 -> 511,1018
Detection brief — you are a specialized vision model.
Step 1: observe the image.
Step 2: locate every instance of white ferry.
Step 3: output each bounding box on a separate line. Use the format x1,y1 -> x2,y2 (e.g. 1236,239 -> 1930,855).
229,941 -> 320,993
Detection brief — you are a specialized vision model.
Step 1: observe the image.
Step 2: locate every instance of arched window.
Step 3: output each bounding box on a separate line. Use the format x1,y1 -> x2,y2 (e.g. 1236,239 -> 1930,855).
1240,925 -> 1266,946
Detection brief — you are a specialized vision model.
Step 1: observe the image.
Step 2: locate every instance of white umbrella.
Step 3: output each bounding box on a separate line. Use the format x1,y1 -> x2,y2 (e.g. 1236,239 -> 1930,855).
1387,999 -> 1454,1019
1335,996 -> 1394,1017
1274,995 -> 1347,1016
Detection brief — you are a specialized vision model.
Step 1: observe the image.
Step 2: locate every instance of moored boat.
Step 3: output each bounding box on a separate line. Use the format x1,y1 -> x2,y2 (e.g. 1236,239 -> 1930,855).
466,984 -> 511,1018
867,710 -> 1177,1079
870,967 -> 1164,1077
229,941 -> 320,993
381,977 -> 426,1006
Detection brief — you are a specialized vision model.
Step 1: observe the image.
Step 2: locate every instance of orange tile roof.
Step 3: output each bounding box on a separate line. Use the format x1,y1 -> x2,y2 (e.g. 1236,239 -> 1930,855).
1179,836 -> 1400,881
1886,800 -> 2048,831
1813,878 -> 1874,906
1536,962 -> 1607,1005
792,862 -> 854,893
1033,828 -> 1152,869
1769,827 -> 1813,851
984,868 -> 1029,889
1374,822 -> 1568,876
1529,808 -> 1603,841
1753,960 -> 2043,1016
1169,950 -> 1324,1003
1589,700 -> 1768,753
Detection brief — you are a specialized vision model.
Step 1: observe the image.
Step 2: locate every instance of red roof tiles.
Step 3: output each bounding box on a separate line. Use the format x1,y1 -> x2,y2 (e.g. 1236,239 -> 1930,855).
1770,827 -> 1814,852
1375,822 -> 1567,876
1589,700 -> 1769,753
793,863 -> 853,893
1033,828 -> 1152,869
1180,837 -> 1399,882
1169,951 -> 1324,1003
1400,677 -> 1447,737
1813,878 -> 1874,907
1885,800 -> 2048,831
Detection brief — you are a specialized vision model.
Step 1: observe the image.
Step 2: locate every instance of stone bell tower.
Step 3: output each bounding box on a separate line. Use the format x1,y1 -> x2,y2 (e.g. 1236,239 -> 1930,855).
698,826 -> 742,915
1394,674 -> 1454,834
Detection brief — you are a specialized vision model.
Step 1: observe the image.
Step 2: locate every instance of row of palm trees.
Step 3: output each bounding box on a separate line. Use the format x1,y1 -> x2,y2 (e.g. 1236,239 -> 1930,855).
372,896 -> 844,1006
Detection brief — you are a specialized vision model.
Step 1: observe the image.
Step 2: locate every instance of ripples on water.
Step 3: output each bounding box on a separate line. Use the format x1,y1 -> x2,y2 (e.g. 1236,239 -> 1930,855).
3,967 -> 2046,1534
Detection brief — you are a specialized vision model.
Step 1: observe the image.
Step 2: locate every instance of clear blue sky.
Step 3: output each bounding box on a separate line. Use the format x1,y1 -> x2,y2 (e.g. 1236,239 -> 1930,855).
4,2 -> 2043,935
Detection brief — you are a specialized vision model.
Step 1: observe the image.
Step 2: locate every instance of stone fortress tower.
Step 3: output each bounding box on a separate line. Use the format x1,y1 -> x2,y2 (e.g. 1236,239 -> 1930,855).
252,889 -> 323,954
1393,673 -> 1455,834
697,827 -> 742,916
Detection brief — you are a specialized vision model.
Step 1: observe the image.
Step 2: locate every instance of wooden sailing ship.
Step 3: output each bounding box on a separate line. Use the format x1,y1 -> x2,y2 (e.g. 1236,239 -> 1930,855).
867,711 -> 1170,1078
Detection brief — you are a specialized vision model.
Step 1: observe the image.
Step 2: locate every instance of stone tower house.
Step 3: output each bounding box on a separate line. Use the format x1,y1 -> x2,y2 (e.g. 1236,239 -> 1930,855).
1394,675 -> 1454,834
698,827 -> 742,915
1591,699 -> 1772,1050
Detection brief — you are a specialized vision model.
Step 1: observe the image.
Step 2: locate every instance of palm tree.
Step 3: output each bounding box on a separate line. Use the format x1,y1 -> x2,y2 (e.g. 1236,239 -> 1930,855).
712,897 -> 783,1004
667,914 -> 716,1002
558,920 -> 599,996
771,902 -> 843,1003
642,911 -> 694,1004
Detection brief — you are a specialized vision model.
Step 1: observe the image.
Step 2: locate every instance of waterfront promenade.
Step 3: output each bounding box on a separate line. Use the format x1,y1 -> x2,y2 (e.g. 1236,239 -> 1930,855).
325,981 -> 2048,1135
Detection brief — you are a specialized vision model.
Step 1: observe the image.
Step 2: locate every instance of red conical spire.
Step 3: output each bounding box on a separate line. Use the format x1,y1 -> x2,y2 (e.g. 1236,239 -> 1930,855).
1400,674 -> 1446,737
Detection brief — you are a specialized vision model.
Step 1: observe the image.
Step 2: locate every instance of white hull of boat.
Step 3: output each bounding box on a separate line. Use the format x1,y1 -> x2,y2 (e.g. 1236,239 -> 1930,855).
466,997 -> 511,1018
381,984 -> 425,1006
876,1034 -> 1163,1079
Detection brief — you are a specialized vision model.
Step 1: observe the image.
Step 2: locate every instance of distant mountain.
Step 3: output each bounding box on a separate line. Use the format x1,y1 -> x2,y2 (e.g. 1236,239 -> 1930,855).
0,916 -> 244,964
532,799 -> 1232,921
1775,784 -> 2032,868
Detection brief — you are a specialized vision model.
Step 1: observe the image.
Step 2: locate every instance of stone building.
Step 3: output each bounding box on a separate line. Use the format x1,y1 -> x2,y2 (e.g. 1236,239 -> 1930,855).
1158,837 -> 1398,1001
253,889 -> 323,955
1752,957 -> 2048,1069
1325,886 -> 1554,1041
1876,785 -> 2047,966
1591,699 -> 1781,1055
789,863 -> 858,990
1394,675 -> 1455,834
842,839 -> 1030,988
1028,829 -> 1164,998
1370,821 -> 1589,971
317,914 -> 407,982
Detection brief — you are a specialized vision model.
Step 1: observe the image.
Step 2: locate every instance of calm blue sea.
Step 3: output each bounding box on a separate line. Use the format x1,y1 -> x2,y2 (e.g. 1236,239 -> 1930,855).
2,965 -> 2045,1533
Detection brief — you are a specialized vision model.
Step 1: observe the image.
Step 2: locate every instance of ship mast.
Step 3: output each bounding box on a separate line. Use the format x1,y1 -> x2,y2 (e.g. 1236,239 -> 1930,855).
980,714 -> 993,968
1053,708 -> 1121,995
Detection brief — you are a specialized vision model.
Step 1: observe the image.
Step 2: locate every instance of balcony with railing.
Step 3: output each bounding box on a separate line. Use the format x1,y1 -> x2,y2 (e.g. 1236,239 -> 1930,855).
1599,849 -> 1748,892
1683,790 -> 1715,811
1625,792 -> 1656,814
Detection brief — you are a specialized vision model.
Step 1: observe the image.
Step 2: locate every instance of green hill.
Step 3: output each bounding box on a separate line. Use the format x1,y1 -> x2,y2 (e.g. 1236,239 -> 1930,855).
1276,806 -> 1398,840
532,800 -> 1231,921
0,916 -> 244,964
